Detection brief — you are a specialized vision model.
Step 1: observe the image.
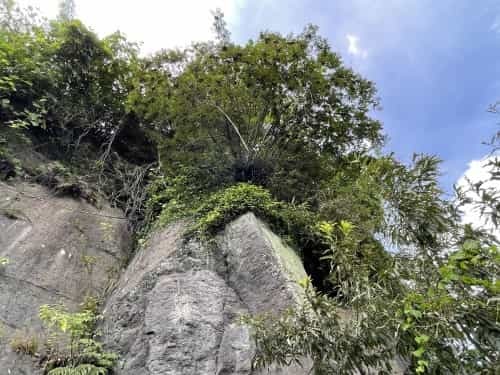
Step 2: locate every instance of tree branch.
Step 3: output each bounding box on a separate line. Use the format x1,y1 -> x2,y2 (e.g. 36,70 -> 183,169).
214,104 -> 250,157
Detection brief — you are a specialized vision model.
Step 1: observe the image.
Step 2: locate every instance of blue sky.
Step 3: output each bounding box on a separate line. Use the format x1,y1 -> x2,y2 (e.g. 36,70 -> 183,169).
20,0 -> 500,192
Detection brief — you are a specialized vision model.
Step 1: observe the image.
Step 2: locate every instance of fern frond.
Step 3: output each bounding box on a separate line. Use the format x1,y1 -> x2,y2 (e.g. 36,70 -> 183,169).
48,364 -> 107,375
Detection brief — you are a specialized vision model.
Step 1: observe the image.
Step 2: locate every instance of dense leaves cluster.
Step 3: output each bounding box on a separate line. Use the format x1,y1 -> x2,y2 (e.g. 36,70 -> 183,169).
137,25 -> 383,203
0,2 -> 136,137
0,1 -> 153,227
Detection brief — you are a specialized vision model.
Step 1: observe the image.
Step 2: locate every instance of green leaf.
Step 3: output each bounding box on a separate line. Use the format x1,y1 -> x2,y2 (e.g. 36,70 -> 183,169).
415,334 -> 429,345
412,347 -> 425,358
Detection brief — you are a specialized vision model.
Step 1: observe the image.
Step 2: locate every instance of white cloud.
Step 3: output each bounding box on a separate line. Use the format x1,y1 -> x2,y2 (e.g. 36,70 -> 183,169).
491,15 -> 500,33
346,33 -> 368,58
17,0 -> 246,54
457,155 -> 500,236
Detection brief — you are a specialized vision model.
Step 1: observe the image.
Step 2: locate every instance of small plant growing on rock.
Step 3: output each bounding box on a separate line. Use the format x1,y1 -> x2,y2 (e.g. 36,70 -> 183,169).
0,256 -> 9,266
47,364 -> 108,375
39,301 -> 117,375
81,255 -> 98,276
9,331 -> 39,356
81,255 -> 98,292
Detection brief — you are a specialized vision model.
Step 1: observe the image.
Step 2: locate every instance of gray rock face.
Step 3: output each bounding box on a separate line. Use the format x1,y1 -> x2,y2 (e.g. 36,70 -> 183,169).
0,182 -> 130,374
102,212 -> 310,375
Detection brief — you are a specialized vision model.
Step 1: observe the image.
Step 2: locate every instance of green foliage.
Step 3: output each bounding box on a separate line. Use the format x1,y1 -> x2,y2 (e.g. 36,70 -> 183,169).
243,279 -> 397,375
1,0 -> 139,146
150,181 -> 305,244
397,243 -> 499,375
239,153 -> 497,374
149,180 -> 397,304
48,364 -> 107,375
144,167 -> 222,231
0,3 -> 139,155
246,228 -> 499,374
0,15 -> 52,129
0,2 -> 149,227
0,256 -> 8,266
455,103 -> 500,228
152,181 -> 321,254
456,157 -> 500,229
133,24 -> 383,204
261,216 -> 400,373
148,153 -> 453,295
39,304 -> 95,339
440,240 -> 499,294
0,127 -> 32,179
188,183 -> 282,236
39,302 -> 117,374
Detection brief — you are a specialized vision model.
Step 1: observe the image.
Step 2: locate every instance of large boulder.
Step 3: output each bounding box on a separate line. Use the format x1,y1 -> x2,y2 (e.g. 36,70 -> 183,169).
102,212 -> 310,375
0,181 -> 131,374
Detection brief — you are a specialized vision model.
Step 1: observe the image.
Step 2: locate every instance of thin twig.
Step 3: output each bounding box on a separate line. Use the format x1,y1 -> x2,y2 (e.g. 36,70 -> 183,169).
214,104 -> 250,155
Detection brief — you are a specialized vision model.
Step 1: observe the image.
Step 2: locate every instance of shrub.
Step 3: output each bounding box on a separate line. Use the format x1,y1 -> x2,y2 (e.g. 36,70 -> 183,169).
10,331 -> 38,355
48,364 -> 108,375
188,183 -> 283,236
39,302 -> 117,374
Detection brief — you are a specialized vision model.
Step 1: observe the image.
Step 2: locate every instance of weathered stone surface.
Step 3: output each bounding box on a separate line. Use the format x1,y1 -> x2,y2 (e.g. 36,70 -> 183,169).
102,212 -> 310,375
0,181 -> 130,374
216,213 -> 307,315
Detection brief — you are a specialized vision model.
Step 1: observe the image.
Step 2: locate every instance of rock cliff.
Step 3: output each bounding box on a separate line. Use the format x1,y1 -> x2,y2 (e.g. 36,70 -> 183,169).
0,181 -> 310,374
102,212 -> 309,375
0,181 -> 130,374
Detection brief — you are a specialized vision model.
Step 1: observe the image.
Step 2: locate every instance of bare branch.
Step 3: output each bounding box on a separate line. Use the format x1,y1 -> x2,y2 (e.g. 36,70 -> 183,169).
214,104 -> 250,156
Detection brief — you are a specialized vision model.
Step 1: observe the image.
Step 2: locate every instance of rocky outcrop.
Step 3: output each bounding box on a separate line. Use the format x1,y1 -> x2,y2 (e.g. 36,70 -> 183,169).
0,181 -> 308,374
0,181 -> 131,374
1,183 -> 401,375
102,213 -> 310,375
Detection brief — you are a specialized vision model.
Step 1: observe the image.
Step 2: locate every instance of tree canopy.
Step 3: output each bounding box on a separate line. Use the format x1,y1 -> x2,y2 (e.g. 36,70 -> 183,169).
134,25 -> 383,203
